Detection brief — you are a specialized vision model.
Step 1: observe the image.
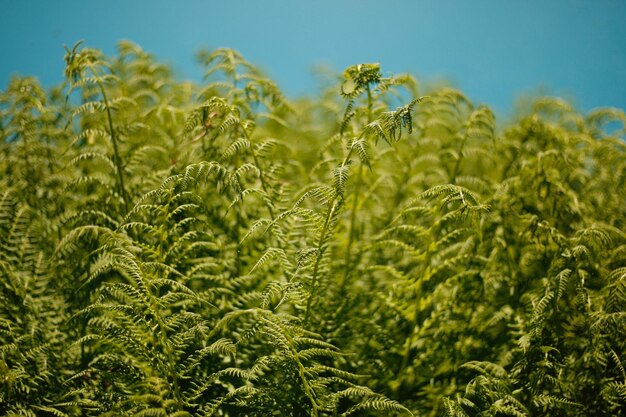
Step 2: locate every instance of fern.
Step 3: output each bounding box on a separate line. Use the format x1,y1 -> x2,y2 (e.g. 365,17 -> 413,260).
1,42 -> 625,417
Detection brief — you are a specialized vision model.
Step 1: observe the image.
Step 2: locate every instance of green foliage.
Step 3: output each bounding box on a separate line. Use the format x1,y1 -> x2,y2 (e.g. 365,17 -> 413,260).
1,41 -> 625,416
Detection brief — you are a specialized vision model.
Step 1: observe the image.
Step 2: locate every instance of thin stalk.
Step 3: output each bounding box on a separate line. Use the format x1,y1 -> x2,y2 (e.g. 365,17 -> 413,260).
340,163 -> 362,294
339,84 -> 373,293
89,64 -> 129,212
304,199 -> 337,323
279,319 -> 320,416
304,148 -> 354,323
232,149 -> 243,278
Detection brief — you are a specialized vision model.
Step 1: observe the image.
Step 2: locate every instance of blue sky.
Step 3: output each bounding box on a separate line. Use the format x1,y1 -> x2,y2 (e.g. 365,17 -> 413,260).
1,0 -> 625,116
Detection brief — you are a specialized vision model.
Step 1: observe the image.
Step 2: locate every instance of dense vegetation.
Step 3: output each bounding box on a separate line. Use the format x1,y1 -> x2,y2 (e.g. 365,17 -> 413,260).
1,41 -> 625,416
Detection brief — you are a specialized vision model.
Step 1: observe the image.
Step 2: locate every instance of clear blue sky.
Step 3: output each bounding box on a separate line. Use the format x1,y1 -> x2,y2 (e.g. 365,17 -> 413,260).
1,0 -> 625,115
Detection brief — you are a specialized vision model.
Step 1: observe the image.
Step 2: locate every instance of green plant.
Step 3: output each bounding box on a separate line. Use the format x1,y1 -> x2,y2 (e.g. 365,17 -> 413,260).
1,41 -> 624,416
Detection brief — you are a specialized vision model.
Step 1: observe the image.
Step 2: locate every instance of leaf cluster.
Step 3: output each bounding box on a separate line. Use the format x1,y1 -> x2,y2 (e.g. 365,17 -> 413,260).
1,42 -> 625,417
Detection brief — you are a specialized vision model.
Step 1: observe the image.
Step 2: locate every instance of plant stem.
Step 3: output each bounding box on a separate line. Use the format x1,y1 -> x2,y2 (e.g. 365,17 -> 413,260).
339,84 -> 373,293
304,199 -> 337,323
90,64 -> 130,212
304,148 -> 354,323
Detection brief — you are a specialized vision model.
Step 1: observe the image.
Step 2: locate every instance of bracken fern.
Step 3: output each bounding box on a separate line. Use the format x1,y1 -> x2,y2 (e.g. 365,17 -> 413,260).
1,42 -> 625,417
